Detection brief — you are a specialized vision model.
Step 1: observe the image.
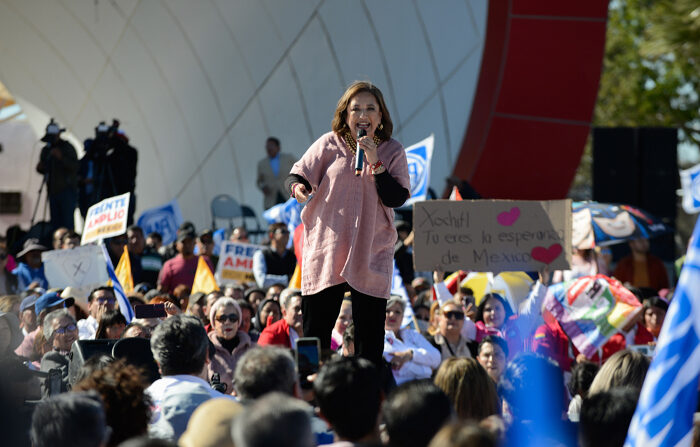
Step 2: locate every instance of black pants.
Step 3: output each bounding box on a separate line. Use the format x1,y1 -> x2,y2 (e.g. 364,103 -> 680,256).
302,283 -> 387,367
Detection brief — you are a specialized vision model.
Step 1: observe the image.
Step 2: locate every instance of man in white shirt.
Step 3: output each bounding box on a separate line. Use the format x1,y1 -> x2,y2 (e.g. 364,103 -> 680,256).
77,286 -> 116,340
147,314 -> 230,441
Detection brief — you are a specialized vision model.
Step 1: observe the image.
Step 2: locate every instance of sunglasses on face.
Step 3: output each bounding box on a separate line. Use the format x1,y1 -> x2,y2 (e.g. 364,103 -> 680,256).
96,297 -> 116,305
443,310 -> 465,320
55,324 -> 77,334
216,313 -> 240,323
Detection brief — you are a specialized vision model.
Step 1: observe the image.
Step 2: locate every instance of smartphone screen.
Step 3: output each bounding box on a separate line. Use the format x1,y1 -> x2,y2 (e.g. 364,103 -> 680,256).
295,337 -> 321,376
134,303 -> 166,319
48,368 -> 62,395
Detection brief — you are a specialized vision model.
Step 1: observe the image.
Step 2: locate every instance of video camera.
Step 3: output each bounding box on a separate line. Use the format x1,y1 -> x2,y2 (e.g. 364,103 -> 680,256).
89,119 -> 121,161
40,118 -> 65,144
95,119 -> 120,139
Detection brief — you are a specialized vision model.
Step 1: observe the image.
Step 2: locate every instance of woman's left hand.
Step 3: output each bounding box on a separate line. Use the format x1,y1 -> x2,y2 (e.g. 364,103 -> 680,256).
358,135 -> 379,165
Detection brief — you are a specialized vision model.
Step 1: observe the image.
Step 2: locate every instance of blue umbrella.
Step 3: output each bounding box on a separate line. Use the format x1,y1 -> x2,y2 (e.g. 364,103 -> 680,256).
572,201 -> 672,249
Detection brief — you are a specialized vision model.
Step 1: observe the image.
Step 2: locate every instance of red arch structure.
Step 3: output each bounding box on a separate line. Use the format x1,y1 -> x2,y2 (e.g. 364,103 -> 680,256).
452,1 -> 609,199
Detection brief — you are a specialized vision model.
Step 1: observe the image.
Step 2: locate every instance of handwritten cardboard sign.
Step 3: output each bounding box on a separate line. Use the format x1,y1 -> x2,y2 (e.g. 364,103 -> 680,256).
413,200 -> 572,273
82,193 -> 131,245
43,245 -> 109,305
215,241 -> 264,284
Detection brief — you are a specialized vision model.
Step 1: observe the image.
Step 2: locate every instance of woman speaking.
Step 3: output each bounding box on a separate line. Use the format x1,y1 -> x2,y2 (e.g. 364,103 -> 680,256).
285,81 -> 410,366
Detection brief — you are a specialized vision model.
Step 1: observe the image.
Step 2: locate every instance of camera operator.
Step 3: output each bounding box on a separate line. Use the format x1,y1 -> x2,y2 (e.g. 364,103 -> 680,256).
78,119 -> 138,224
36,119 -> 79,231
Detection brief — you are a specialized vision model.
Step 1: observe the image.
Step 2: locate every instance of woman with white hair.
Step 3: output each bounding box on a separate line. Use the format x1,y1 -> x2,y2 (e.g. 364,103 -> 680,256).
383,296 -> 440,384
40,308 -> 78,396
207,297 -> 253,394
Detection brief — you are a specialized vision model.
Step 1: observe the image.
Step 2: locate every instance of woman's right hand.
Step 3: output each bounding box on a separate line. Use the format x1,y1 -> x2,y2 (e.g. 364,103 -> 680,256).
293,183 -> 310,203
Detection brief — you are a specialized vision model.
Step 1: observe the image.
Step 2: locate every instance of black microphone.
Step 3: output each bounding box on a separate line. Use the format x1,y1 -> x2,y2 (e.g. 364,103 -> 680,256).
355,128 -> 367,176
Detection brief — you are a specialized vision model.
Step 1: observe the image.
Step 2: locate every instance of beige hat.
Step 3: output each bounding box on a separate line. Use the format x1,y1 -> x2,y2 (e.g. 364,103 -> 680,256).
179,398 -> 243,447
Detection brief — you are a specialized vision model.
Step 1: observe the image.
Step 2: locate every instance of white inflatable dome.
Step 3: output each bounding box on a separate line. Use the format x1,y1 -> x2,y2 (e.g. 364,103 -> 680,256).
0,0 -> 487,232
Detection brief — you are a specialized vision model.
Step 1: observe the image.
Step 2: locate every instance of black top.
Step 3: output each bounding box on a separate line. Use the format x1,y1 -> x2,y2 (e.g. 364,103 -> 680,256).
285,169 -> 409,209
262,247 -> 297,278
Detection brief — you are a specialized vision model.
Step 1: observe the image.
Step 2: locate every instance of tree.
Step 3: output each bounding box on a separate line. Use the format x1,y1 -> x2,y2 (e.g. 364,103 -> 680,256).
570,0 -> 699,199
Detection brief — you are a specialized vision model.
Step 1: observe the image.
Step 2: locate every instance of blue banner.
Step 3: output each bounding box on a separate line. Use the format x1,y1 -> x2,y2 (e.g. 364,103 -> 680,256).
136,199 -> 184,246
625,218 -> 700,446
403,134 -> 434,207
263,197 -> 303,248
680,163 -> 700,214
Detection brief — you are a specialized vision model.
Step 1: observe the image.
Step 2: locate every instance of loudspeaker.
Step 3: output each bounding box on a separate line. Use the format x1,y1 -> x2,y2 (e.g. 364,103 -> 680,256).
68,339 -> 117,386
592,127 -> 678,262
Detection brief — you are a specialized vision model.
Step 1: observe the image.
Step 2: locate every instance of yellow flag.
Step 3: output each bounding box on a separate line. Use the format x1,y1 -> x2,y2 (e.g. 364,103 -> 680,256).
113,245 -> 134,294
192,256 -> 219,295
289,263 -> 302,289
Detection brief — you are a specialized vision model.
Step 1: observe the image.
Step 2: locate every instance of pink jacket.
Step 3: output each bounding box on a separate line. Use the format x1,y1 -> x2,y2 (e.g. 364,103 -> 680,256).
291,132 -> 410,298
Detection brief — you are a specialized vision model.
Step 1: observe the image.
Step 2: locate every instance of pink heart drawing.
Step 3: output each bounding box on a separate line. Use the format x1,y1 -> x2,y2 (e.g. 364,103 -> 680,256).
497,207 -> 520,226
531,244 -> 563,264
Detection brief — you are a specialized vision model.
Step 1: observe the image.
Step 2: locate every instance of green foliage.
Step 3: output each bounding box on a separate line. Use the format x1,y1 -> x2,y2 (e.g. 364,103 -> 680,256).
571,0 -> 700,199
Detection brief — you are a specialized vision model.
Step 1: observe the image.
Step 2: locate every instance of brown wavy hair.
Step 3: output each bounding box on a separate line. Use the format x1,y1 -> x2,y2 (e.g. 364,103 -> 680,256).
331,81 -> 393,140
434,357 -> 500,421
74,359 -> 152,447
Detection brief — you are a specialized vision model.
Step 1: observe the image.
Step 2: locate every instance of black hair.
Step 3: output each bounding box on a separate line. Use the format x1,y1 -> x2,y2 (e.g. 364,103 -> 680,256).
30,392 -> 107,447
235,298 -> 254,314
314,357 -> 381,441
88,286 -> 115,303
644,296 -> 669,313
146,232 -> 162,242
95,310 -> 127,339
266,136 -> 280,147
568,361 -> 599,398
382,380 -> 453,447
60,231 -> 80,244
127,225 -> 144,236
150,315 -> 208,376
478,335 -> 509,359
579,387 -> 638,447
475,293 -> 514,324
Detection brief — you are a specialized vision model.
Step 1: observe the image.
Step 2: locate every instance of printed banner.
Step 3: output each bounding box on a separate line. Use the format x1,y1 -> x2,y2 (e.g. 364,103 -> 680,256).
136,199 -> 184,246
680,163 -> 700,214
216,241 -> 264,284
403,134 -> 434,207
263,197 -> 302,249
43,245 -> 109,305
82,192 -> 131,245
544,275 -> 642,358
413,199 -> 572,272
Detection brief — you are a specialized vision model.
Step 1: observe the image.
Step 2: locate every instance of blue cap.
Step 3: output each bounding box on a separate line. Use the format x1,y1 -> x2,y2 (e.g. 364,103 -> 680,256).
19,295 -> 39,312
34,291 -> 73,315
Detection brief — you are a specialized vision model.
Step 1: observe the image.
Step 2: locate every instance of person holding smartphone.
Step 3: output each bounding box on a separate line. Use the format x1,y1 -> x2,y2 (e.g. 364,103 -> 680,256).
206,298 -> 252,394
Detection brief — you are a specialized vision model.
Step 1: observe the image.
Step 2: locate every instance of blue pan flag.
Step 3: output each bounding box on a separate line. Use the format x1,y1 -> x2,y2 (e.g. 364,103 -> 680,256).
625,218 -> 700,446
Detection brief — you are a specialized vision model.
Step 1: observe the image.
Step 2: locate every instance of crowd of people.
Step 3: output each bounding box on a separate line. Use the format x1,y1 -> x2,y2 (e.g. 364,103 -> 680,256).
0,80 -> 697,447
0,219 -> 694,447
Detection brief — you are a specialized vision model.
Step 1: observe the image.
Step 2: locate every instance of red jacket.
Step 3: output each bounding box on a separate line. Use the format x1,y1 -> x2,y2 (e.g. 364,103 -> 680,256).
612,254 -> 669,291
533,317 -> 626,370
258,318 -> 291,348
